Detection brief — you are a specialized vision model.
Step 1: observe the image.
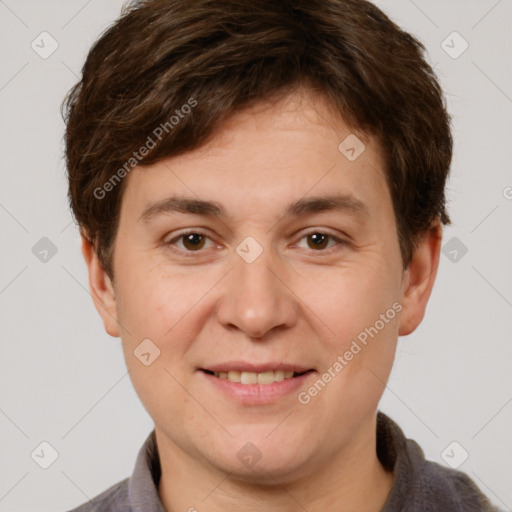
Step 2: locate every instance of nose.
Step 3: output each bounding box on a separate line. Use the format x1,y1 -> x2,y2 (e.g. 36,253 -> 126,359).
215,244 -> 299,339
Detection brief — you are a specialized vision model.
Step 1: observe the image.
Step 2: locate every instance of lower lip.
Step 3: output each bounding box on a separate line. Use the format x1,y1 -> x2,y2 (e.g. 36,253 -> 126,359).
198,370 -> 316,405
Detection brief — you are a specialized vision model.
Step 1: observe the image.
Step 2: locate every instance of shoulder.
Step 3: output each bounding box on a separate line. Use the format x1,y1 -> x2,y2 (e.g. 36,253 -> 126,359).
65,477 -> 130,512
377,413 -> 502,511
405,438 -> 501,511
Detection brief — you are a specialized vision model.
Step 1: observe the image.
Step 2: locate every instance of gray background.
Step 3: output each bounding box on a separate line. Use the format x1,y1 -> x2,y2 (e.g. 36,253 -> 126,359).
0,0 -> 511,510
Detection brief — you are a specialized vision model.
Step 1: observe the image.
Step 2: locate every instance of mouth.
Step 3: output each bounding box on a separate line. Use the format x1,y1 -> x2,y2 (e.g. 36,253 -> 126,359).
200,368 -> 314,385
199,366 -> 316,404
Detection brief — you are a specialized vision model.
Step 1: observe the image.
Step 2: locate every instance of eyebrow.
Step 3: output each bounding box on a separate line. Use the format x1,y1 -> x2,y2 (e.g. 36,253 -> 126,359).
138,193 -> 370,224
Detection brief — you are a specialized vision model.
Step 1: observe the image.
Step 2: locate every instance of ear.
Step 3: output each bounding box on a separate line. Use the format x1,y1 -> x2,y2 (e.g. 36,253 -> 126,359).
81,234 -> 120,338
398,221 -> 443,336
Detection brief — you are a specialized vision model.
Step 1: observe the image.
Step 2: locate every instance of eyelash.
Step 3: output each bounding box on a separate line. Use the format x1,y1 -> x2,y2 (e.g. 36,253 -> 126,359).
165,229 -> 349,257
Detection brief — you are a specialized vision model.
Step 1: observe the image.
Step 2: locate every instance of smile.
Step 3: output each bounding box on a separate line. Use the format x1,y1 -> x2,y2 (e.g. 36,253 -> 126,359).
199,367 -> 316,405
203,369 -> 311,385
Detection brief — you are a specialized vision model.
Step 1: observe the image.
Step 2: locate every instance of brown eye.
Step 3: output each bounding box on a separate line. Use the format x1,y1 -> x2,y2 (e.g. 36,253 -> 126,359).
295,231 -> 347,253
306,233 -> 330,250
181,232 -> 206,251
166,230 -> 215,255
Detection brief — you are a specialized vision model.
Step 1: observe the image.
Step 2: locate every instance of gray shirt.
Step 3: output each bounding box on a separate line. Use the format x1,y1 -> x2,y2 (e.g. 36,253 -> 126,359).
66,412 -> 501,512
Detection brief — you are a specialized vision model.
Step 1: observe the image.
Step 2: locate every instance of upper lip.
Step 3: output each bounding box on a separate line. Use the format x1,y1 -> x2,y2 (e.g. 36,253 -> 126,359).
201,361 -> 314,373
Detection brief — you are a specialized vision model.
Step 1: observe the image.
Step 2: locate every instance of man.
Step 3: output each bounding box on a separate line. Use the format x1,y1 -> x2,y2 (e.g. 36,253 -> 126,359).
62,0 -> 500,510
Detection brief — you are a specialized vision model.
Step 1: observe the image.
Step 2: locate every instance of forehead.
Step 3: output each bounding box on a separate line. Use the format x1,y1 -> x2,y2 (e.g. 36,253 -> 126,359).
120,88 -> 390,224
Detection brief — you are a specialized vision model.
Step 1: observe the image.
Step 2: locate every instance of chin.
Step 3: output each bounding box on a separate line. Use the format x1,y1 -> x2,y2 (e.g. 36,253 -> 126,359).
222,455 -> 310,486
206,434 -> 315,484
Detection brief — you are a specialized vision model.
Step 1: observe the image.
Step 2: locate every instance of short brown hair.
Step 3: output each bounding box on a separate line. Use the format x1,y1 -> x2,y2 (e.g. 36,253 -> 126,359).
62,0 -> 452,280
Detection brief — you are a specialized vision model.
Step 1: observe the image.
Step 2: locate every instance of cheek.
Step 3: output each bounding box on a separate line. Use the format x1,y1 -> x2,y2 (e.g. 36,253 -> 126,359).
303,263 -> 400,340
114,264 -> 217,391
114,259 -> 199,342
312,271 -> 400,385
114,271 -> 195,422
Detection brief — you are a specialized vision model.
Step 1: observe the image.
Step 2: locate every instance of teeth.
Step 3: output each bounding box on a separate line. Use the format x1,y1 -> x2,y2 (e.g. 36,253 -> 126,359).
227,371 -> 241,382
241,371 -> 257,384
274,370 -> 285,382
213,370 -> 298,384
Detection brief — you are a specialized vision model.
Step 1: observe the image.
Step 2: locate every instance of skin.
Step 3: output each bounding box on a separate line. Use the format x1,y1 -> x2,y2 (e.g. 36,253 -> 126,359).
82,87 -> 442,512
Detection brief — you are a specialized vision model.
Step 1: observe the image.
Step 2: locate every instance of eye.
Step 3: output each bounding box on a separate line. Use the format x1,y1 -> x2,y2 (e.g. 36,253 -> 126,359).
165,229 -> 348,256
166,230 -> 216,254
295,231 -> 348,252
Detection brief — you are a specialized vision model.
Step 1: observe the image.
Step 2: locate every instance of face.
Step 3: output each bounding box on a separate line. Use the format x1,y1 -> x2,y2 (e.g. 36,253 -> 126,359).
83,87 -> 441,484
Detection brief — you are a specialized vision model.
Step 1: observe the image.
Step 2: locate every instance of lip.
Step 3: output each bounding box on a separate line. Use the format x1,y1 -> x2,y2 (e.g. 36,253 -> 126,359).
201,361 -> 314,373
198,368 -> 316,405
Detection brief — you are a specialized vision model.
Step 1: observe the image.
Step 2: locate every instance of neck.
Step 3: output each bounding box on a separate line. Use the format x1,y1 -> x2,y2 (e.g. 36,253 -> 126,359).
156,414 -> 394,512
